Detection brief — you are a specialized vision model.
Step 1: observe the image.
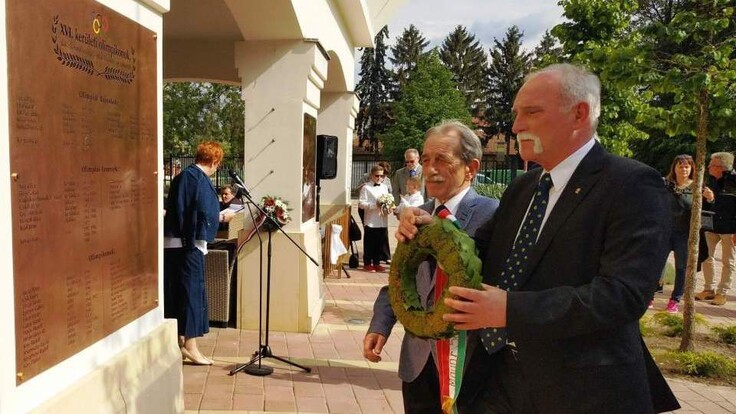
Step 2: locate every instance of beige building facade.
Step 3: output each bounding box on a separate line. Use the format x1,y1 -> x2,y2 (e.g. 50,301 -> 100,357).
0,0 -> 402,412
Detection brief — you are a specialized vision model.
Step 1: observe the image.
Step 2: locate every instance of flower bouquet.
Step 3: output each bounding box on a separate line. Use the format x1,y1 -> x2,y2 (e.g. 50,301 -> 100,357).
258,195 -> 292,232
377,193 -> 396,216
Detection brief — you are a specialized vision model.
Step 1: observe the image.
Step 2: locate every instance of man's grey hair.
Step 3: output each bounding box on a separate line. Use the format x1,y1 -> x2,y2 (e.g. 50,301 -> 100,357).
424,120 -> 483,165
527,63 -> 601,129
404,148 -> 420,159
712,152 -> 735,170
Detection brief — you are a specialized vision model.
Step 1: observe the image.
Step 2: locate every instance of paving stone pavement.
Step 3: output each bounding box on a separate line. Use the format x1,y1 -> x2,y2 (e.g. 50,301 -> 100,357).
182,204 -> 736,413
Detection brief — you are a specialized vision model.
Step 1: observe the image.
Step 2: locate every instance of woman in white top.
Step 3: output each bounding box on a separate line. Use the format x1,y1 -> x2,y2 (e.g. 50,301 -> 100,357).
358,164 -> 392,272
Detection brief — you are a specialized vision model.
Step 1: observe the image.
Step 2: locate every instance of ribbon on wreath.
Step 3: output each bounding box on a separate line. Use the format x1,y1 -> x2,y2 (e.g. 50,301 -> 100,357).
433,208 -> 468,414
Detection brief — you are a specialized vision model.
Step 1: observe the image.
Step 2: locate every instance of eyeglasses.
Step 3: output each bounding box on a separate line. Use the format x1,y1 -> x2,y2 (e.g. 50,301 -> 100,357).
373,174 -> 384,178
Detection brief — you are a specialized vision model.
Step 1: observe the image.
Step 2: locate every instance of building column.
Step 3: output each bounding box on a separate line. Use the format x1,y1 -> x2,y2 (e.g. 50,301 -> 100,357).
233,40 -> 328,332
317,92 -> 359,206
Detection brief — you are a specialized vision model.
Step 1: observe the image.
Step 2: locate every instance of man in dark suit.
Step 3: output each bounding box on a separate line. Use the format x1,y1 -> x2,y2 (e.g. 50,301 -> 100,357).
363,121 -> 499,414
398,64 -> 680,413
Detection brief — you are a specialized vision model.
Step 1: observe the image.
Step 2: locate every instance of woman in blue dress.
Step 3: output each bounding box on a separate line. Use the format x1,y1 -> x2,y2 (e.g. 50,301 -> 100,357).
164,141 -> 227,365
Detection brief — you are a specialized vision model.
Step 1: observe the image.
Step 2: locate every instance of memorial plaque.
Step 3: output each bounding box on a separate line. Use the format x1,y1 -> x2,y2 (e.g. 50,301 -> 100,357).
7,0 -> 158,383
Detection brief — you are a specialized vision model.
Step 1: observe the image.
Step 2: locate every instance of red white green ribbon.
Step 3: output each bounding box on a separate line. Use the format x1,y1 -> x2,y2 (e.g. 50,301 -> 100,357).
434,209 -> 467,414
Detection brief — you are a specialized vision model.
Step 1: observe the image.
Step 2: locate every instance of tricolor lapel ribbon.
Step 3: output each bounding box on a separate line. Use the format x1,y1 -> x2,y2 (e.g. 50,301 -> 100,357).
434,209 -> 467,414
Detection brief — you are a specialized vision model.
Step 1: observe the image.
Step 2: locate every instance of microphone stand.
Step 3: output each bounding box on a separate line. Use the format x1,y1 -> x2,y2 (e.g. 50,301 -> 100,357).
228,184 -> 318,376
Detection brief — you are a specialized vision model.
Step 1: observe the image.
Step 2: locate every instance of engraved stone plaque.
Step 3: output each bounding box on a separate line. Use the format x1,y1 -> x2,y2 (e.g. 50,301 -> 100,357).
7,0 -> 158,383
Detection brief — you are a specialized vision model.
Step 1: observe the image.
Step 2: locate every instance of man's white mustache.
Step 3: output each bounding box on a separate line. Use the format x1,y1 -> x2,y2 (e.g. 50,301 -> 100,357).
517,132 -> 544,154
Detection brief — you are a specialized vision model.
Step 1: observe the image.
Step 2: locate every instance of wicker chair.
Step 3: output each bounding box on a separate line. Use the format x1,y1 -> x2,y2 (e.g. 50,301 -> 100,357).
204,249 -> 233,323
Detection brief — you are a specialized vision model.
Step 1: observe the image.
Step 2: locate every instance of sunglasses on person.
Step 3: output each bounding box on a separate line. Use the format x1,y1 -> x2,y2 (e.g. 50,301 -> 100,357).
373,174 -> 384,178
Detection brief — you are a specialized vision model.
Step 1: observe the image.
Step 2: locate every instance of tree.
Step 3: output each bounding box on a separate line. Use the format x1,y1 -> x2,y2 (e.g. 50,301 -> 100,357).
531,30 -> 563,69
556,0 -> 736,351
382,51 -> 471,161
439,25 -> 488,110
355,26 -> 392,151
163,82 -> 244,156
552,0 -> 649,156
389,24 -> 430,97
604,0 -> 736,351
484,26 -> 531,147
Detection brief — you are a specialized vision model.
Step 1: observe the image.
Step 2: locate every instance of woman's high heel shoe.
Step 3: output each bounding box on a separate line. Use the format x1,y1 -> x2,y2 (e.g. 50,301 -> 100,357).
180,347 -> 213,365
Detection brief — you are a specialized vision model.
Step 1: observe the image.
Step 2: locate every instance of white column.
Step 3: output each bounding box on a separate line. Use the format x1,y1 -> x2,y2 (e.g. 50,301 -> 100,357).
233,40 -> 328,332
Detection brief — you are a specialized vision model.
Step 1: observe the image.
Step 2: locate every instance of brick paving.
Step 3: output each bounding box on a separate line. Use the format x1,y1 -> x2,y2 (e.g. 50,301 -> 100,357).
183,209 -> 736,413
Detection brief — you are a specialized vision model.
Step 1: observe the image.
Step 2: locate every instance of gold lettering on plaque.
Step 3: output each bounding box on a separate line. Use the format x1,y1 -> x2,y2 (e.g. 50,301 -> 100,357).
8,0 -> 158,383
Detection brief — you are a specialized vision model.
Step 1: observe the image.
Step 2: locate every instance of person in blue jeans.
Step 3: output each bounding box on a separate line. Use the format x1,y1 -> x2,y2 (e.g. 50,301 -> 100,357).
662,154 -> 695,313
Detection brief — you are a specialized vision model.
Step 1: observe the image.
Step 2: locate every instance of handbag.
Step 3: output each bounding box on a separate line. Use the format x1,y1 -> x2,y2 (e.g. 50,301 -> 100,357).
348,240 -> 359,268
701,210 -> 715,232
349,215 -> 362,241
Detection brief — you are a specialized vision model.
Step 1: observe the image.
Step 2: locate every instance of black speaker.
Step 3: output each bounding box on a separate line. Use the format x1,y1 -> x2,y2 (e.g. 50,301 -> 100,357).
317,135 -> 338,179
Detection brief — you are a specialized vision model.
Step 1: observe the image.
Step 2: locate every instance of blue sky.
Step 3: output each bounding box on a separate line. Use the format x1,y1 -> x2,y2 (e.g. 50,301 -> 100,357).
386,0 -> 566,52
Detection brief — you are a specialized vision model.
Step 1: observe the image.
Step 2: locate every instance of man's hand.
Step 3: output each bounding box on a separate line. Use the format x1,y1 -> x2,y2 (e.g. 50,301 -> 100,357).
443,284 -> 508,330
363,333 -> 387,362
395,207 -> 432,242
703,187 -> 715,202
222,211 -> 237,223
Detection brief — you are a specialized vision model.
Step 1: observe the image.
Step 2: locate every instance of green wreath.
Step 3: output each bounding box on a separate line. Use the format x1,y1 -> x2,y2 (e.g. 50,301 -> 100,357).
389,217 -> 483,339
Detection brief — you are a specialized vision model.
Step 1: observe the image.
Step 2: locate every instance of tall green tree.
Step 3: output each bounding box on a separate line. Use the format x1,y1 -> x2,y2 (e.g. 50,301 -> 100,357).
484,26 -> 531,147
163,82 -> 244,156
603,0 -> 736,351
439,25 -> 488,110
382,51 -> 471,161
552,0 -> 648,156
355,26 -> 392,151
531,30 -> 563,69
389,24 -> 430,97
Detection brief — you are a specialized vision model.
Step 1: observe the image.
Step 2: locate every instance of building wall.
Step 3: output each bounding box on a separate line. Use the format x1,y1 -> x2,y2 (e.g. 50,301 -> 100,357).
0,1 -> 181,413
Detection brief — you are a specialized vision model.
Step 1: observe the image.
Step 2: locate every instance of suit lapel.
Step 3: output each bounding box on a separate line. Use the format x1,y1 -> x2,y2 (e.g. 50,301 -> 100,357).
454,189 -> 477,228
519,144 -> 606,288
495,170 -> 542,280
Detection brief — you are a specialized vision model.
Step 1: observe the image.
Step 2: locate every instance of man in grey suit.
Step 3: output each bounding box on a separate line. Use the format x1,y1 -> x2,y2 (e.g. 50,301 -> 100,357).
392,148 -> 423,204
363,121 -> 499,414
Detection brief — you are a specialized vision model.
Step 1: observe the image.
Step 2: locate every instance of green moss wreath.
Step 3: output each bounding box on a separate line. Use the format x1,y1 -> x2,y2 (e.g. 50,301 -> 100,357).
389,217 -> 483,339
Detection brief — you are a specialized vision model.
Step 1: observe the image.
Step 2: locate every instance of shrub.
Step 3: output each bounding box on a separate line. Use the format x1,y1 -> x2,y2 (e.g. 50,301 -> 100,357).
639,315 -> 654,336
665,351 -> 736,378
652,312 -> 684,337
651,312 -> 707,337
713,325 -> 736,345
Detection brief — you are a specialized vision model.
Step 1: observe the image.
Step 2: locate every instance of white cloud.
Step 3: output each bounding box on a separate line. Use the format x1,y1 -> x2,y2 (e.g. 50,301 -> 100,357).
387,0 -> 565,52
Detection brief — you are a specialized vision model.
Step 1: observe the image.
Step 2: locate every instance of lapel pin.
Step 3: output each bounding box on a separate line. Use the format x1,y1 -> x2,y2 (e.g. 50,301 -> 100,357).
575,187 -> 581,194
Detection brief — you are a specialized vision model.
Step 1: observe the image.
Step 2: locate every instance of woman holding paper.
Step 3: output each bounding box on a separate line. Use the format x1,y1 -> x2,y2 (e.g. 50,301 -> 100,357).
164,141 -> 229,365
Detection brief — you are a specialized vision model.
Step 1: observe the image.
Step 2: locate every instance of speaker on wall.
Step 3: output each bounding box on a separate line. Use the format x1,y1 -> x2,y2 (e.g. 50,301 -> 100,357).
317,134 -> 338,179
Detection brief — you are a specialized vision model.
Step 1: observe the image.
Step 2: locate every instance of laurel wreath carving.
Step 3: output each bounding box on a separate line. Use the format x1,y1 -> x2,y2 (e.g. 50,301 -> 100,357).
51,15 -> 136,84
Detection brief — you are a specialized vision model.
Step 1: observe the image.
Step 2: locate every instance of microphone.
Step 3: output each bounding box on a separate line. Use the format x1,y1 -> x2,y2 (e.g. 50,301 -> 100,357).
228,170 -> 251,197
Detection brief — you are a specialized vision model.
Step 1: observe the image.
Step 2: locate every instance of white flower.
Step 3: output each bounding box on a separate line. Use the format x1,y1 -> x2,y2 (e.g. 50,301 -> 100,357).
377,193 -> 396,216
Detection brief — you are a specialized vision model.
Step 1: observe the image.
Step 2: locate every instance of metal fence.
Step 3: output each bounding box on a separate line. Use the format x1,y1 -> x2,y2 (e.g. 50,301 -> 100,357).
163,154 -> 244,192
350,153 -> 524,195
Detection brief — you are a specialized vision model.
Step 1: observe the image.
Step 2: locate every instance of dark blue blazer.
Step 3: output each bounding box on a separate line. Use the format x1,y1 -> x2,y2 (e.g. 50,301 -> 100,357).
471,143 -> 679,413
164,164 -> 220,247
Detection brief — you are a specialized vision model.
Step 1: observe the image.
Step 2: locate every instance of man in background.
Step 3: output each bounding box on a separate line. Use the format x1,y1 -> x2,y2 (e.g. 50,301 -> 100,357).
392,148 -> 423,204
698,152 -> 736,305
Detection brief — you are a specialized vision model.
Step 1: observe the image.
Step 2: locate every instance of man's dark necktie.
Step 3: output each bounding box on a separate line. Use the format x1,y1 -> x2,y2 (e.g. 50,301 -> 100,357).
481,173 -> 553,354
409,169 -> 416,177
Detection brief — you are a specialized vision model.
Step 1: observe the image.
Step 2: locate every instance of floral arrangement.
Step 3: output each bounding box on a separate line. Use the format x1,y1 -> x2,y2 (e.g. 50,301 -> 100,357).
258,195 -> 292,232
377,193 -> 396,216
